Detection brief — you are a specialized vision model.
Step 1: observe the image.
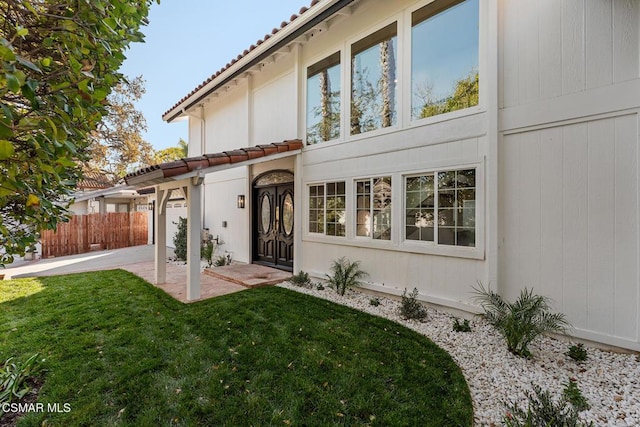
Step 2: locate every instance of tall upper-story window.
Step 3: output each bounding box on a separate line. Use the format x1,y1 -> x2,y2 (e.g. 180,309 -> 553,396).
411,0 -> 479,120
351,23 -> 398,135
307,53 -> 341,145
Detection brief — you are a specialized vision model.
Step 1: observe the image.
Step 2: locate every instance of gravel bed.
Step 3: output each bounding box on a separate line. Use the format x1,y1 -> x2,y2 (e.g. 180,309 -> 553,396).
277,281 -> 640,426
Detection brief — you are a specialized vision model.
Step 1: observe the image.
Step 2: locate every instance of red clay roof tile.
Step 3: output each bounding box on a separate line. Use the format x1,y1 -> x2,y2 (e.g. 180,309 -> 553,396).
124,140 -> 303,186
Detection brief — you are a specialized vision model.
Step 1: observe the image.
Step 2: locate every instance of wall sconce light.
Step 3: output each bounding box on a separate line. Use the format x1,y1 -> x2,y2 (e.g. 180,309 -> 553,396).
148,201 -> 154,211
237,195 -> 245,209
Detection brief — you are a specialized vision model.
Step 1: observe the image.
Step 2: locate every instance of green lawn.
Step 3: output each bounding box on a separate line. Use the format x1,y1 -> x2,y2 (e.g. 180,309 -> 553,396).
0,270 -> 472,426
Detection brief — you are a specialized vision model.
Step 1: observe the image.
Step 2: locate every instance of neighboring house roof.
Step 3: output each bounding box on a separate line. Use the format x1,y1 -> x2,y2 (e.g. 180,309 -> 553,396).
124,140 -> 303,187
78,170 -> 113,190
162,0 -> 354,122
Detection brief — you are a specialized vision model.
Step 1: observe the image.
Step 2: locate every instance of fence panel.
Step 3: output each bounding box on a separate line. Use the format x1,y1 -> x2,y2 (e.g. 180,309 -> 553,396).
41,212 -> 148,258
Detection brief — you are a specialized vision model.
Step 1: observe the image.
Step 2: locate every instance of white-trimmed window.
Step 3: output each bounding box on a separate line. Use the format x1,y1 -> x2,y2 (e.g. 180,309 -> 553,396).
350,22 -> 398,135
307,52 -> 341,145
411,0 -> 479,120
405,168 -> 476,247
309,182 -> 346,237
356,177 -> 391,240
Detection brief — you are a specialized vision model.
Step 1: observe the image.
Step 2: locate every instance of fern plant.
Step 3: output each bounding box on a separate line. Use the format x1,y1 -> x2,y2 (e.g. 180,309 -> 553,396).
325,257 -> 368,296
473,282 -> 569,358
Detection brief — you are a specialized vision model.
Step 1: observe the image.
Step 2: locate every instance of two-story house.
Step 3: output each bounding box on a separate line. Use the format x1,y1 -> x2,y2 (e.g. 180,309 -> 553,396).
126,0 -> 640,351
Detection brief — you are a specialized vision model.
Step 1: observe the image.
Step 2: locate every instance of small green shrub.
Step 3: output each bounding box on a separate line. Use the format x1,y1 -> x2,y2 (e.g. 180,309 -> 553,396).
290,270 -> 311,287
213,253 -> 232,267
0,353 -> 43,405
473,282 -> 569,358
369,297 -> 381,307
504,383 -> 593,427
567,343 -> 588,363
399,288 -> 428,321
173,217 -> 187,261
201,239 -> 215,267
325,257 -> 368,296
453,318 -> 472,332
562,378 -> 590,412
316,283 -> 325,291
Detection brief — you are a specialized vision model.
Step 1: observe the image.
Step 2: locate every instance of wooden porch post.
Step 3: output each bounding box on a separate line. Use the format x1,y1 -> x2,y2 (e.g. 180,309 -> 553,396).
186,174 -> 203,301
155,187 -> 168,284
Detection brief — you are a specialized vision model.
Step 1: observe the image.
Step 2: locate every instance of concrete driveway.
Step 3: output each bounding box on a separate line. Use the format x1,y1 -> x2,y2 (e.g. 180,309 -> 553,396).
1,245 -> 157,280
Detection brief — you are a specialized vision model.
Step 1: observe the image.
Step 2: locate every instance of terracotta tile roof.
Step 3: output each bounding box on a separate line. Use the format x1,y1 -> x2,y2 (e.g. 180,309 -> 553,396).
162,0 -> 326,120
78,170 -> 114,190
124,139 -> 303,186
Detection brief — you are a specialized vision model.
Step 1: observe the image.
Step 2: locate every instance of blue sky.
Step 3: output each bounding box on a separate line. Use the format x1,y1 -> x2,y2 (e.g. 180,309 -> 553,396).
119,0 -> 305,151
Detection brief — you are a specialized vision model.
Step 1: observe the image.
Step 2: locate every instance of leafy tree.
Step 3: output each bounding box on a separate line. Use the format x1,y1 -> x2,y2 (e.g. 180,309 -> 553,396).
418,71 -> 479,119
87,75 -> 154,180
0,0 -> 156,265
154,138 -> 188,163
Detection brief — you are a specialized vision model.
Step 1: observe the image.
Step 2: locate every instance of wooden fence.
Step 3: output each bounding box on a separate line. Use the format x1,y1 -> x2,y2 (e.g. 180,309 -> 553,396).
41,212 -> 148,258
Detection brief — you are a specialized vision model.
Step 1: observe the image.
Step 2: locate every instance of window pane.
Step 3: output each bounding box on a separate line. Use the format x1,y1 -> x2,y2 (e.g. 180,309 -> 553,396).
438,190 -> 455,208
438,171 -> 456,189
411,0 -> 479,120
307,53 -> 341,145
438,227 -> 455,245
456,228 -> 475,246
457,169 -> 476,187
351,23 -> 398,135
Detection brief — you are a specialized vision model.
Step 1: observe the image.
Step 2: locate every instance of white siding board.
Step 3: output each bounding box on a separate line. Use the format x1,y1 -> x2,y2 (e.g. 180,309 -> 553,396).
561,0 -> 586,96
538,0 -> 563,100
518,132 -> 541,293
614,115 -> 639,339
561,123 -> 588,327
517,0 -> 539,104
502,0 -> 519,108
585,1 -> 613,90
539,128 -> 564,310
500,135 -> 522,299
586,119 -> 615,335
613,0 -> 640,83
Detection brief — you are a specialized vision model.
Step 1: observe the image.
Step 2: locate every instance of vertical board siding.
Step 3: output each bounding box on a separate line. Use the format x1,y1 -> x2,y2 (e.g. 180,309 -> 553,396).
586,1 -> 613,90
560,0 -> 586,96
499,114 -> 639,341
613,116 -> 639,339
539,128 -> 564,308
502,0 -> 639,107
586,119 -> 615,334
613,0 -> 640,83
562,123 -> 589,327
537,0 -> 563,101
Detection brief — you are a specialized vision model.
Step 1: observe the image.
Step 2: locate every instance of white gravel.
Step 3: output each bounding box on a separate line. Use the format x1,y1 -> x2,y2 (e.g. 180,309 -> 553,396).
277,281 -> 640,426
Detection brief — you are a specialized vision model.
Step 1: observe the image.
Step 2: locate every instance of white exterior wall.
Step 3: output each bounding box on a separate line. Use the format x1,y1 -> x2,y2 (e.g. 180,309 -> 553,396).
176,0 -> 640,348
295,0 -> 491,309
499,0 -> 640,349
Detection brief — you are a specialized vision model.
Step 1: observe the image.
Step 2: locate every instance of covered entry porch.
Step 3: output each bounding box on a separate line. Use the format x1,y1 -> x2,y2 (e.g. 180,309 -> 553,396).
124,140 -> 302,301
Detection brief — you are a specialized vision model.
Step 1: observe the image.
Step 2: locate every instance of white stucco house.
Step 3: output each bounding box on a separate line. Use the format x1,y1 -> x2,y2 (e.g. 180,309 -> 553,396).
126,0 -> 640,351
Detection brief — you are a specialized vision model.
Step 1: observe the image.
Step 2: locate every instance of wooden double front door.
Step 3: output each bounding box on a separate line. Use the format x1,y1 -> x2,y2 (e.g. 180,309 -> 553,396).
254,183 -> 294,270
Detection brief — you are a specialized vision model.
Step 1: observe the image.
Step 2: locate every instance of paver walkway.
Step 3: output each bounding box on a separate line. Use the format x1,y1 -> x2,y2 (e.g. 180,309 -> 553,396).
1,245 -> 290,303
